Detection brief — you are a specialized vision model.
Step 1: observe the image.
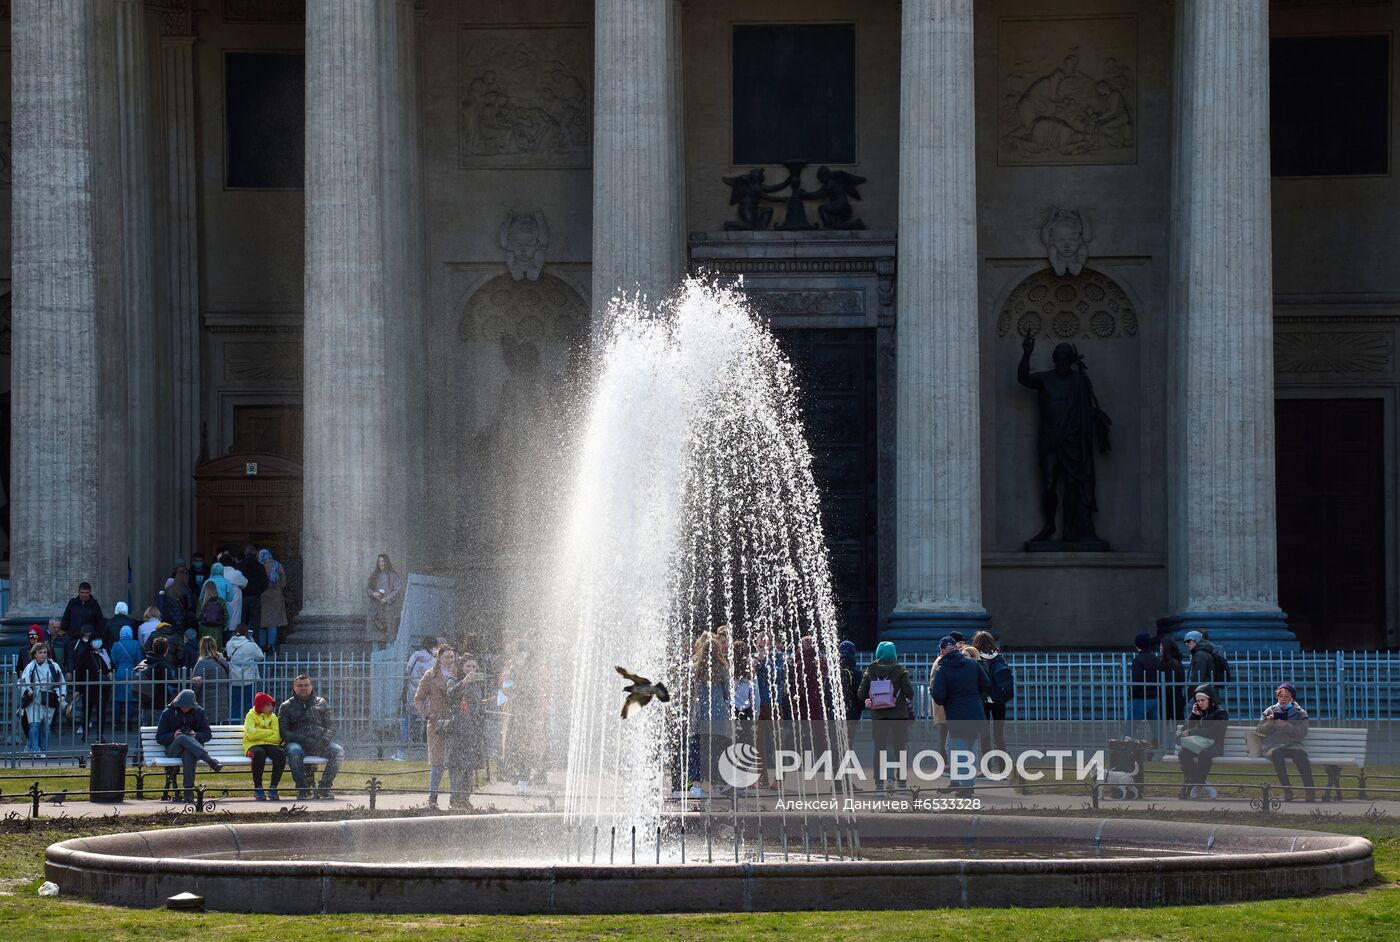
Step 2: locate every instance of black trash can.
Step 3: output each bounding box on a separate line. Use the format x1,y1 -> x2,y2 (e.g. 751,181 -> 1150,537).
89,742 -> 129,802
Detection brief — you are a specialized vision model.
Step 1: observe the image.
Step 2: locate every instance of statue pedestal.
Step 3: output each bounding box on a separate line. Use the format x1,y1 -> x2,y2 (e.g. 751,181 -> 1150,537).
1025,539 -> 1110,553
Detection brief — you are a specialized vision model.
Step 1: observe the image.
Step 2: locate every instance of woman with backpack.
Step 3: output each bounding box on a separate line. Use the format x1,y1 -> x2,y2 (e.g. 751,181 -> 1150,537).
197,579 -> 229,646
970,631 -> 1013,755
857,640 -> 914,793
19,643 -> 66,757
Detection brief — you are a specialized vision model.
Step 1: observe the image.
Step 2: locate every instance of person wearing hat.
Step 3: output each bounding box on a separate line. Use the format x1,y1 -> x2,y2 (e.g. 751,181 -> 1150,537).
243,691 -> 286,801
1182,630 -> 1224,689
105,601 -> 136,650
931,635 -> 990,796
1174,684 -> 1228,799
1256,682 -> 1315,802
1127,631 -> 1161,744
72,624 -> 113,740
857,641 -> 915,793
155,688 -> 223,803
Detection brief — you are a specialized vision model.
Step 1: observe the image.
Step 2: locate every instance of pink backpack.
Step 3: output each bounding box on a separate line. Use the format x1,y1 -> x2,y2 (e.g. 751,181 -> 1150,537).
869,678 -> 897,710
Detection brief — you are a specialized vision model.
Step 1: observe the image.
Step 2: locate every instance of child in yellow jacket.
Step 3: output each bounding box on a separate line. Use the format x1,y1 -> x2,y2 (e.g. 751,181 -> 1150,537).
243,691 -> 286,800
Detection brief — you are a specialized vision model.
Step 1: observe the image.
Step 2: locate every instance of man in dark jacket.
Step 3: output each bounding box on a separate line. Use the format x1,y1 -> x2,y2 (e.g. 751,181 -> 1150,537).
60,583 -> 105,656
932,636 -> 990,795
237,545 -> 270,636
279,675 -> 344,800
155,688 -> 223,802
1128,631 -> 1161,744
1183,630 -> 1224,689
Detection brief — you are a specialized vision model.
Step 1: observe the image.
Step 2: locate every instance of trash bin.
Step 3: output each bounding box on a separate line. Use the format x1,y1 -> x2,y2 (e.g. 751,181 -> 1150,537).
89,742 -> 128,802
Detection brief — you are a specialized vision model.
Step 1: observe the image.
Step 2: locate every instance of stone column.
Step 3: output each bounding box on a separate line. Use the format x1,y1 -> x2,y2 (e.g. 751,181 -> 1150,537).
298,0 -> 408,645
6,1 -> 108,635
1162,0 -> 1294,649
115,0 -> 162,601
884,0 -> 989,651
157,6 -> 201,568
591,0 -> 686,313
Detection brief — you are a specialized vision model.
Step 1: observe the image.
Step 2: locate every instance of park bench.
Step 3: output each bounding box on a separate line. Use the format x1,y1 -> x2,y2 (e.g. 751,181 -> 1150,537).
1162,725 -> 1369,801
139,725 -> 327,800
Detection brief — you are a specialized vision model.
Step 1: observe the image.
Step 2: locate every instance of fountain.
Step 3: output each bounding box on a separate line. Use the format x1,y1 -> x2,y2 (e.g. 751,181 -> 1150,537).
43,281 -> 1375,912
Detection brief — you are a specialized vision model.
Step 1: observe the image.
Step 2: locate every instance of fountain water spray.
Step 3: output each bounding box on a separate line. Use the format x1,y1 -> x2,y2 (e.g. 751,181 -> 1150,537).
554,279 -> 853,858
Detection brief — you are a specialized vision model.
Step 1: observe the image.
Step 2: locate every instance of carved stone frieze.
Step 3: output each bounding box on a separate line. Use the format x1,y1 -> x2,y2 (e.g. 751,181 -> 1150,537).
1274,331 -> 1393,373
224,0 -> 304,23
745,289 -> 865,317
223,341 -> 304,384
147,0 -> 193,35
997,268 -> 1137,341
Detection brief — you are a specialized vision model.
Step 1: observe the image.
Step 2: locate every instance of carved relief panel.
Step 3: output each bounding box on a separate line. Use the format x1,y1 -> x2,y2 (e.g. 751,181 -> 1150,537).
997,15 -> 1137,166
458,26 -> 591,170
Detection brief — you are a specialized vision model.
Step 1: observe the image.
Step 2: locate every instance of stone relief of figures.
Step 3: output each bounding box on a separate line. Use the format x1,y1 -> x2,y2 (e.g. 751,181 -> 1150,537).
721,163 -> 866,230
998,17 -> 1137,166
459,28 -> 590,169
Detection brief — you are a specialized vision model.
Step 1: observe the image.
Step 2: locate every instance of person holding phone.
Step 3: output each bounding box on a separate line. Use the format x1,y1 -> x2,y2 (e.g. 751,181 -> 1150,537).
1175,684 -> 1228,799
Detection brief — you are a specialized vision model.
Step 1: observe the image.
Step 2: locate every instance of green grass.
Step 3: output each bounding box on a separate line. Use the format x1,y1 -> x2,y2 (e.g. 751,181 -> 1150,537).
0,810 -> 1396,941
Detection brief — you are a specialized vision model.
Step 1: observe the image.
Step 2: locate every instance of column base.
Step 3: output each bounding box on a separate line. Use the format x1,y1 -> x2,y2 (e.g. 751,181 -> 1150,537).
285,613 -> 380,653
1156,610 -> 1297,652
881,609 -> 991,654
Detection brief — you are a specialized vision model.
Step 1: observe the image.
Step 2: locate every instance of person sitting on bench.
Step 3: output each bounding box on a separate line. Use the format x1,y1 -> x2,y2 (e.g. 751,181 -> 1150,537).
278,674 -> 344,800
155,688 -> 223,803
1255,681 -> 1315,802
243,691 -> 287,801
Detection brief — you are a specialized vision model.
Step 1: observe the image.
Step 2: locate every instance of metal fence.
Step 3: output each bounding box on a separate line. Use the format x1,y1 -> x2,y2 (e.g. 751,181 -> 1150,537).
860,649 -> 1400,724
5,649 -> 1400,763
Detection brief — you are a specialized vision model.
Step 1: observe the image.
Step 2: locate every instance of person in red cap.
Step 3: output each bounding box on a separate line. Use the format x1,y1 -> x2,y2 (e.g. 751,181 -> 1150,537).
242,691 -> 286,801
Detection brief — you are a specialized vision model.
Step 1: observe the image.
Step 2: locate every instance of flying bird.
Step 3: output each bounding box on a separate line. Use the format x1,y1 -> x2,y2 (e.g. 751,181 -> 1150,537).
616,665 -> 670,719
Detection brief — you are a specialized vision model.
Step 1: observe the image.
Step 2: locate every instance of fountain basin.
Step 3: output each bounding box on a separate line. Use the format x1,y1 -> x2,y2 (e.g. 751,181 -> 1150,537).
45,812 -> 1373,913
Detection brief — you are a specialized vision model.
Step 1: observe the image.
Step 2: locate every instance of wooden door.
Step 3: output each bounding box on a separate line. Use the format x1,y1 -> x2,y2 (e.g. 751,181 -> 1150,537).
1276,398 -> 1386,649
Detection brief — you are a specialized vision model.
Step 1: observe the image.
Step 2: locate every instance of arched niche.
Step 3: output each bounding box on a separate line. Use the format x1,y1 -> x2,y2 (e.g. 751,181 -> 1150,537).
989,266 -> 1143,554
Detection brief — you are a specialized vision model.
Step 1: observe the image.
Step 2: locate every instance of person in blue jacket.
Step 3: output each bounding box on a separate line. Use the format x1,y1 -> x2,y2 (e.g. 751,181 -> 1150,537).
931,635 -> 989,795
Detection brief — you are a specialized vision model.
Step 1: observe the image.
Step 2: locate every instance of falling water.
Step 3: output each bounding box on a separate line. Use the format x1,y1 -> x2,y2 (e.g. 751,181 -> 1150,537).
553,279 -> 853,858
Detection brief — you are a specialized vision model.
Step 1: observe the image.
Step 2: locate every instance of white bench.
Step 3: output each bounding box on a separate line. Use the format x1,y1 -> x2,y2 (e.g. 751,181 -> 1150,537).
139,725 -> 327,799
1162,725 -> 1369,800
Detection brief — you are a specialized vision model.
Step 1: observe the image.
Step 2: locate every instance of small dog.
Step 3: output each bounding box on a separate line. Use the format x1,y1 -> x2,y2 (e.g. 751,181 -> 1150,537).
1102,765 -> 1142,800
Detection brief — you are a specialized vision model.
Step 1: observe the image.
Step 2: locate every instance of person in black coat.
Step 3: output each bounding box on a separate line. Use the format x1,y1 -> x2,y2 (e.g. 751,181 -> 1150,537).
71,626 -> 113,740
155,689 -> 223,802
1175,683 -> 1228,799
237,545 -> 270,636
60,583 -> 105,655
931,636 -> 990,794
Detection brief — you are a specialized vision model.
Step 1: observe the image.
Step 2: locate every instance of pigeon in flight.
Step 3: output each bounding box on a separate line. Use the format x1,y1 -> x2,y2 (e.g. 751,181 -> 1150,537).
616,666 -> 670,719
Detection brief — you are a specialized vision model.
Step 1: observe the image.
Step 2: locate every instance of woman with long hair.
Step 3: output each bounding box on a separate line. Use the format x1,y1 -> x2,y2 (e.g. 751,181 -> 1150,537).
677,630 -> 732,799
366,553 -> 405,642
191,635 -> 231,725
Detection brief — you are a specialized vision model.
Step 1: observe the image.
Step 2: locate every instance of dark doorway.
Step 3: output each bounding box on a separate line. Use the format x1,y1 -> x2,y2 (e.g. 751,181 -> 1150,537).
1276,398 -> 1387,649
775,328 -> 879,648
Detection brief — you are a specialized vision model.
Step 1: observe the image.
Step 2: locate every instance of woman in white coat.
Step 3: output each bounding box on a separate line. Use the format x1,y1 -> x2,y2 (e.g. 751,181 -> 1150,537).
225,624 -> 265,722
19,643 -> 67,757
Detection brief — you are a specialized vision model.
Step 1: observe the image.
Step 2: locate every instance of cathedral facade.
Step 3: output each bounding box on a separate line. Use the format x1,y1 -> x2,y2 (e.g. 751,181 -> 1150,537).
1,0 -> 1397,653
